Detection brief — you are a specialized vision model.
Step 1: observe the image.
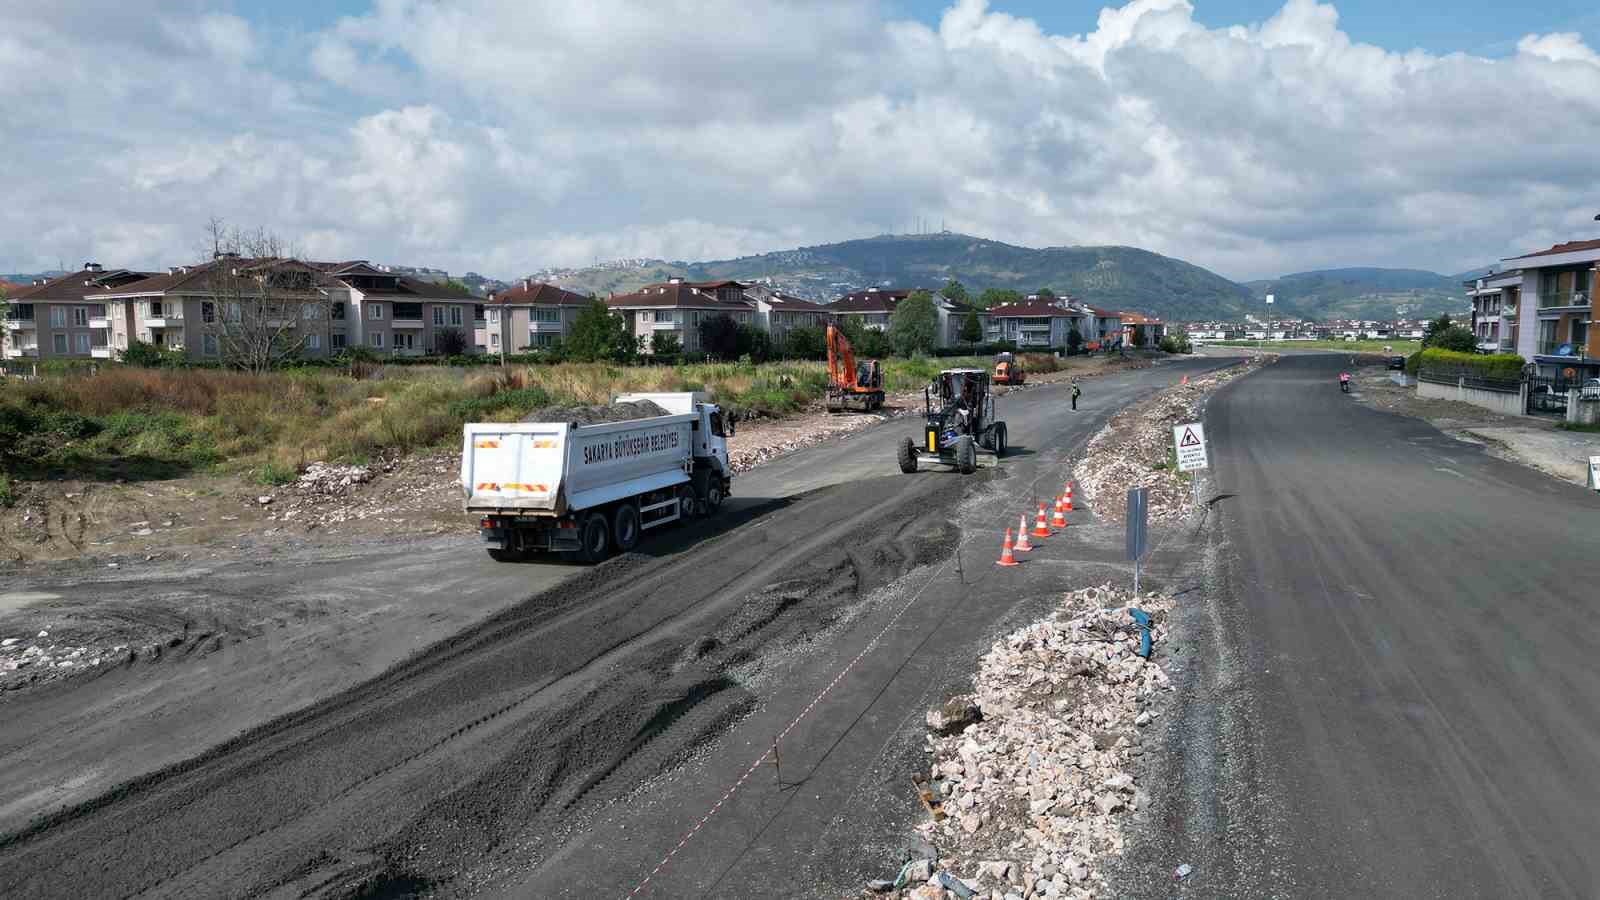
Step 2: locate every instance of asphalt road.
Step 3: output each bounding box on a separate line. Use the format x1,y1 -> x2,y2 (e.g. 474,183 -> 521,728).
1129,353 -> 1600,899
0,356 -> 1241,899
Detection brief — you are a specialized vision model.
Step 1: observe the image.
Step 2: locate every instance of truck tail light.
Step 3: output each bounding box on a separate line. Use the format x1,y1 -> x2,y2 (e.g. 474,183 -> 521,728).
557,519 -> 577,529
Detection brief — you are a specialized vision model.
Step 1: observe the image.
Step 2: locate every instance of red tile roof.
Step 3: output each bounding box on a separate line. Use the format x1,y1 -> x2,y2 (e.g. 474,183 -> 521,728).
1506,238 -> 1600,260
1118,312 -> 1162,325
987,301 -> 1083,318
826,288 -> 917,314
762,291 -> 826,311
488,281 -> 590,306
7,267 -> 154,301
608,282 -> 753,310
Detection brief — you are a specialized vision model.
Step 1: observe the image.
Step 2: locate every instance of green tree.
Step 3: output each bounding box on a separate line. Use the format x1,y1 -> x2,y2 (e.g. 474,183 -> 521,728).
1432,325 -> 1477,353
698,313 -> 741,360
889,290 -> 939,357
566,297 -> 635,362
975,288 -> 1022,310
783,325 -> 826,359
960,308 -> 982,347
1066,327 -> 1083,355
650,331 -> 682,357
1036,287 -> 1056,303
735,323 -> 773,362
1421,313 -> 1454,348
434,328 -> 469,356
941,279 -> 968,306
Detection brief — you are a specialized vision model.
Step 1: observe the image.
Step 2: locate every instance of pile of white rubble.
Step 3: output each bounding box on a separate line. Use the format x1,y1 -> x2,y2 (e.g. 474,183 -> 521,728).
1073,361 -> 1260,525
867,584 -> 1174,899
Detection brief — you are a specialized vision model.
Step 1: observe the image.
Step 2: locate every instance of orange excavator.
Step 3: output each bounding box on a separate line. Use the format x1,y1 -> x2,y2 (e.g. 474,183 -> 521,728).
826,324 -> 885,412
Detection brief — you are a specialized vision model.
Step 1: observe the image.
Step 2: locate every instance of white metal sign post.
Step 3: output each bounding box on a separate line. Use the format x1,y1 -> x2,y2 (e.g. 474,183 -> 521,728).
1589,455 -> 1600,491
1174,422 -> 1208,505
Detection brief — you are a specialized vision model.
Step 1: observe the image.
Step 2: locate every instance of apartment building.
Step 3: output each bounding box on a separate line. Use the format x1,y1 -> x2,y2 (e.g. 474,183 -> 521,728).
317,261 -> 480,356
824,288 -> 911,331
1119,312 -> 1165,348
743,284 -> 830,343
984,300 -> 1085,348
481,280 -> 591,353
1501,239 -> 1599,379
608,279 -> 755,354
1467,271 -> 1522,353
1,264 -> 150,360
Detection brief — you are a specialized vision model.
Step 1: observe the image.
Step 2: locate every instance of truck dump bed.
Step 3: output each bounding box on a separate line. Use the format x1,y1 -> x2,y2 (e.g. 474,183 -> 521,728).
461,411 -> 696,515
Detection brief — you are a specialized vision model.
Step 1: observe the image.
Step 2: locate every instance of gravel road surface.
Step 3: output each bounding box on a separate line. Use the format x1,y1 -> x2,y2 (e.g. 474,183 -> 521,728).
1126,352 -> 1600,899
0,356 -> 1239,899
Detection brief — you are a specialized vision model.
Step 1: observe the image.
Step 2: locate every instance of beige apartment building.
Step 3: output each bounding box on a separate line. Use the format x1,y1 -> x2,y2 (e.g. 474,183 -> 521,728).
743,284 -> 830,343
1,264 -> 150,360
317,261 -> 480,356
479,281 -> 591,353
608,279 -> 755,354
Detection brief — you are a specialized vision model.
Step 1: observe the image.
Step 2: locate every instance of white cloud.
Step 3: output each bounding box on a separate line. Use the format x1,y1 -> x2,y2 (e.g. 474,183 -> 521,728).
2,0 -> 1599,283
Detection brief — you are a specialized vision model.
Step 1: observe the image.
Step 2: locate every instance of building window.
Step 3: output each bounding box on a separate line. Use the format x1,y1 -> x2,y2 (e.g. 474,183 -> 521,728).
50,306 -> 67,328
332,303 -> 346,320
332,332 -> 347,350
53,333 -> 68,353
370,332 -> 384,349
488,308 -> 500,324
656,310 -> 677,324
74,333 -> 90,353
433,307 -> 445,326
490,333 -> 500,348
368,303 -> 384,320
531,332 -> 555,348
73,306 -> 89,326
201,302 -> 216,323
450,306 -> 463,326
306,334 -> 321,350
150,300 -> 164,319
203,334 -> 219,356
533,308 -> 561,323
303,303 -> 319,320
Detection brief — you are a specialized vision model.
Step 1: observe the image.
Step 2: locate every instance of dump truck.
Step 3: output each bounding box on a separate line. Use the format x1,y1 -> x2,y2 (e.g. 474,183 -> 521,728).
461,392 -> 734,563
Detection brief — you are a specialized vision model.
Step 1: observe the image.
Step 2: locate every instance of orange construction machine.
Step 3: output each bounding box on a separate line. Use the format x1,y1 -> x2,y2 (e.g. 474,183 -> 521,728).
826,324 -> 885,412
992,352 -> 1025,385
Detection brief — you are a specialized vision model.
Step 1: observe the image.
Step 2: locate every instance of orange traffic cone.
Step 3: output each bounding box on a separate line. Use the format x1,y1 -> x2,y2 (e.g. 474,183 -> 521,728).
1051,498 -> 1067,529
1065,482 -> 1074,512
1031,503 -> 1052,538
996,527 -> 1021,566
1014,515 -> 1033,552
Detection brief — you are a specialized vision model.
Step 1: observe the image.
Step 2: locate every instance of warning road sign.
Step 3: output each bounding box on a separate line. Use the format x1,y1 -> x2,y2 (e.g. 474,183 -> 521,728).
1173,422 -> 1207,472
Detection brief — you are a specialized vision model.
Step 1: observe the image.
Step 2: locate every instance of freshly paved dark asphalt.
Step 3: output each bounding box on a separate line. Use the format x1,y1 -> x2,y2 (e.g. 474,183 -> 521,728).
0,356 -> 1240,900
1137,353 -> 1600,899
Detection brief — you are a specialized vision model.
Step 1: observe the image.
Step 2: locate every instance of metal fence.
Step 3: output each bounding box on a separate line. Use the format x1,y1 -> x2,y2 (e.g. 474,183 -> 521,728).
1417,367 -> 1521,393
1526,375 -> 1575,416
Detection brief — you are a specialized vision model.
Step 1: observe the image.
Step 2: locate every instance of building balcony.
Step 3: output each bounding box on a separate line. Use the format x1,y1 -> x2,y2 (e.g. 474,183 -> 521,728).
89,316 -> 110,329
650,321 -> 683,330
1536,340 -> 1589,359
91,347 -> 113,359
391,318 -> 424,329
1537,290 -> 1592,312
13,346 -> 40,357
144,317 -> 182,328
2,319 -> 36,330
530,320 -> 564,332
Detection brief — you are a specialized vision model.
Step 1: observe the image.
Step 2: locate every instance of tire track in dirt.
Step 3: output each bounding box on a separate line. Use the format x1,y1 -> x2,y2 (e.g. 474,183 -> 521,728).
0,473 -> 969,900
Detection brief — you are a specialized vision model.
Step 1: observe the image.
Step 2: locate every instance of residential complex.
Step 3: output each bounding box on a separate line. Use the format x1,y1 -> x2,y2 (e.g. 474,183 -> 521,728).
1,264 -> 152,359
481,280 -> 591,353
1495,239 -> 1598,380
608,279 -> 756,355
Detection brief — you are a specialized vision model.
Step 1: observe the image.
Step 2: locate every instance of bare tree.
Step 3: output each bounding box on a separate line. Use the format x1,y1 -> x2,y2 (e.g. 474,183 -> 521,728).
200,218 -> 334,373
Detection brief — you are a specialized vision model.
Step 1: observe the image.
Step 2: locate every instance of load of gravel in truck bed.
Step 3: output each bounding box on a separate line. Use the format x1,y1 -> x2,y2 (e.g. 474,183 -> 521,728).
519,399 -> 672,426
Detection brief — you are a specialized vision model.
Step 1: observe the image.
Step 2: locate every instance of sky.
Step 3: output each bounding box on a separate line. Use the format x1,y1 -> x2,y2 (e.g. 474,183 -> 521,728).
2,0 -> 1598,282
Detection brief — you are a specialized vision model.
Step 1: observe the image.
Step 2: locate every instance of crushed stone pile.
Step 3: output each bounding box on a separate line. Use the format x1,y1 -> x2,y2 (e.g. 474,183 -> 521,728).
520,399 -> 671,425
866,584 -> 1174,899
1,630 -> 129,693
1073,359 -> 1263,525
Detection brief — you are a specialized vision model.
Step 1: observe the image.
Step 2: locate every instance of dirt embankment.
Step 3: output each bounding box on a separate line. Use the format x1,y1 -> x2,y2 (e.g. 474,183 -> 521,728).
1072,357 -> 1267,524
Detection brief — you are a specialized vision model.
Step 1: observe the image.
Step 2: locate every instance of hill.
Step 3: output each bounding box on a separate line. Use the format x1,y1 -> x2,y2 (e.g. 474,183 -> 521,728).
1242,267 -> 1468,320
534,233 -> 1255,320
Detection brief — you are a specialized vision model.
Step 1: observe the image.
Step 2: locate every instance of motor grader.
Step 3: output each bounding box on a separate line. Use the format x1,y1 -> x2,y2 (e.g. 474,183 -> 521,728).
897,368 -> 1007,475
825,324 -> 884,412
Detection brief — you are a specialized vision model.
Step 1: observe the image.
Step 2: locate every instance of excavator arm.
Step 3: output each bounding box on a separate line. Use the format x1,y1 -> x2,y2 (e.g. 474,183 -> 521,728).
826,324 -> 859,392
826,324 -> 885,412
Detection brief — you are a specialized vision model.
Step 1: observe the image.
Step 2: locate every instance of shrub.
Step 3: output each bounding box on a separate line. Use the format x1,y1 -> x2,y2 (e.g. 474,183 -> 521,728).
782,326 -> 826,360
254,461 -> 298,486
1431,326 -> 1478,353
1417,348 -> 1524,381
0,472 -> 13,507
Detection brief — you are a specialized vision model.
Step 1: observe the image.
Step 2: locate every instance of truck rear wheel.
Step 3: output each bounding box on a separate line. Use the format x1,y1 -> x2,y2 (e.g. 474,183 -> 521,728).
993,423 -> 1007,458
577,511 -> 611,563
954,435 -> 977,474
897,437 -> 918,474
613,502 -> 641,552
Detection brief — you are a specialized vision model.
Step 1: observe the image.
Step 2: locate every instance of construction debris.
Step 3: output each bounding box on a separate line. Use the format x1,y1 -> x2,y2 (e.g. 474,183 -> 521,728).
520,399 -> 671,425
869,584 -> 1175,899
1073,359 -> 1266,524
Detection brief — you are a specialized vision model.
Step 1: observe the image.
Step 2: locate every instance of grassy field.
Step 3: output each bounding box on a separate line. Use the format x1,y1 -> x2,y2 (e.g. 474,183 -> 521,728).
0,353 -> 1073,489
1207,339 -> 1421,354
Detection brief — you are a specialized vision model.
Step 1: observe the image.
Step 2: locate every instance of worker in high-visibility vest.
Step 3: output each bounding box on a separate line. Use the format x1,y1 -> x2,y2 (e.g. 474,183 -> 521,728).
1071,379 -> 1082,410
